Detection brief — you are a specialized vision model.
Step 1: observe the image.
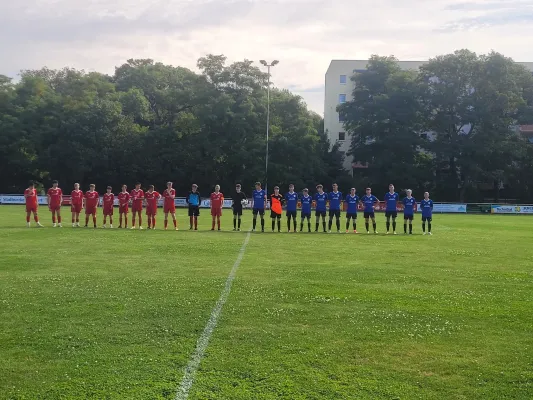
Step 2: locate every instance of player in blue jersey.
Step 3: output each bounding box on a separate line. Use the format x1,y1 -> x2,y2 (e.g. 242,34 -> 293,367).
384,184 -> 399,235
285,184 -> 298,232
360,187 -> 379,234
299,188 -> 313,232
402,189 -> 416,234
328,183 -> 343,233
313,184 -> 328,232
251,182 -> 267,232
344,188 -> 359,233
420,191 -> 433,235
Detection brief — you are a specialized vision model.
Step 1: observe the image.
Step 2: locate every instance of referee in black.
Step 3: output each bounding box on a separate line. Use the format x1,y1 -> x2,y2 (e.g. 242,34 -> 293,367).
232,184 -> 247,231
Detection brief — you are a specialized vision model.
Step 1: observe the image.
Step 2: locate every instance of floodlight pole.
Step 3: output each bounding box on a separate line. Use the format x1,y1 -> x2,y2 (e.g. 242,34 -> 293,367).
260,60 -> 279,195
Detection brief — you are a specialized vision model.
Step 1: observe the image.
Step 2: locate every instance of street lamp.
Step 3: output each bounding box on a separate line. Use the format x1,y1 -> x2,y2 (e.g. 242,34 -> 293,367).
259,60 -> 279,195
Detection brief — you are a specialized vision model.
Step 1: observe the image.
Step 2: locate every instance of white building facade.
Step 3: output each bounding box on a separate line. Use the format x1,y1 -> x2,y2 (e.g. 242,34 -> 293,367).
324,60 -> 533,172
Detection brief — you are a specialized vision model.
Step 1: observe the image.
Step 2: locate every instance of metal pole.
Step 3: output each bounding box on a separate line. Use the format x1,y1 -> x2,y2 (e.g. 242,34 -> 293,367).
265,65 -> 270,196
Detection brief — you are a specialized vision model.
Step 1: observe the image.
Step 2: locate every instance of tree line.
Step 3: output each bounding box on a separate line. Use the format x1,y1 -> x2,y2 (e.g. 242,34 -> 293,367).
0,55 -> 347,195
338,50 -> 533,203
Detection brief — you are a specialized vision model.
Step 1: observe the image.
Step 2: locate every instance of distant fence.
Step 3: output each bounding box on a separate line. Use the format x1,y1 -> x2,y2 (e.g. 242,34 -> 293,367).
2,194 -> 531,214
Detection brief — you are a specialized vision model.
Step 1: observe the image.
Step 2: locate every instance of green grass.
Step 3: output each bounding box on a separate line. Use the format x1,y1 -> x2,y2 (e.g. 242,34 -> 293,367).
1,206 -> 532,399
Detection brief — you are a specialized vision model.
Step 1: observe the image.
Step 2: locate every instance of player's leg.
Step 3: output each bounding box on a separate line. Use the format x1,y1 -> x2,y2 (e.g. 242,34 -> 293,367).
392,215 -> 397,233
164,211 -> 168,229
172,212 -> 178,230
422,216 -> 426,234
386,213 -> 391,233
123,211 -> 128,229
292,214 -> 297,232
300,215 -> 304,232
237,210 -> 242,231
109,212 -> 113,228
365,214 -> 370,233
287,213 -> 291,232
328,211 -> 333,231
138,210 -> 143,229
252,209 -> 257,231
346,214 -> 350,232
428,217 -> 432,234
371,215 -> 377,233
26,210 -> 31,227
260,211 -> 265,232
322,213 -> 327,232
307,215 -> 311,232
51,208 -> 57,226
85,210 -> 90,227
57,208 -> 62,227
335,211 -> 340,232
233,212 -> 237,231
271,212 -> 276,232
71,208 -> 76,226
33,210 -> 42,226
408,216 -> 413,234
131,209 -> 136,228
189,208 -> 194,229
152,212 -> 156,229
217,213 -> 221,230
315,213 -> 320,232
353,215 -> 357,232
404,216 -> 408,234
103,213 -> 107,227
276,215 -> 281,232
211,214 -> 216,230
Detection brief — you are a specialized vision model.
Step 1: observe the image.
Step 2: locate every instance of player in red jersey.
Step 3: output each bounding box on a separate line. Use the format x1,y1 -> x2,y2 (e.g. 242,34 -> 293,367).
24,181 -> 43,227
210,185 -> 224,231
47,180 -> 63,227
71,182 -> 84,227
102,186 -> 115,228
145,185 -> 161,229
117,184 -> 130,228
130,182 -> 145,229
163,181 -> 178,230
84,184 -> 99,228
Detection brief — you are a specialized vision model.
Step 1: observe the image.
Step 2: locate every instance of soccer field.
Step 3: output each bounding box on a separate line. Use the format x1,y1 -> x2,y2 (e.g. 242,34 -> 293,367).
1,206 -> 532,399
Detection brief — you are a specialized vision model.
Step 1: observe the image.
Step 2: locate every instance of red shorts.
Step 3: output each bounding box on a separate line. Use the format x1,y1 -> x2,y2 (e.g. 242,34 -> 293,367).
119,204 -> 129,214
49,204 -> 61,211
26,205 -> 37,213
103,206 -> 114,216
211,208 -> 222,217
146,207 -> 157,216
71,204 -> 82,213
132,205 -> 143,213
85,207 -> 97,215
164,204 -> 176,214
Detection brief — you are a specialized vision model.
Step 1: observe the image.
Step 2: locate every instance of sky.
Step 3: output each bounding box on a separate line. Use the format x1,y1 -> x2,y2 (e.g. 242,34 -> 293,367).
1,0 -> 532,115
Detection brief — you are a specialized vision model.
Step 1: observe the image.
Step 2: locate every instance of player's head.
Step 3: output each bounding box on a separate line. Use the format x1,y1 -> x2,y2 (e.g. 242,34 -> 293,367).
350,187 -> 356,195
424,191 -> 429,199
332,183 -> 338,191
215,184 -> 220,192
303,188 -> 309,195
167,181 -> 172,188
406,189 -> 412,197
106,186 -> 112,193
366,187 -> 371,194
289,184 -> 294,192
255,182 -> 261,190
192,184 -> 198,192
52,180 -> 58,188
236,183 -> 241,193
274,185 -> 279,193
135,182 -> 141,189
74,182 -> 80,190
121,184 -> 127,191
89,184 -> 95,191
28,180 -> 34,188
316,184 -> 323,193
148,185 -> 154,192
389,184 -> 394,192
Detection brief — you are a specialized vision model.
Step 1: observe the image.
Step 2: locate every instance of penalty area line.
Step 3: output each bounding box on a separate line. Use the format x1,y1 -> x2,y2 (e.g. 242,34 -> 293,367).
175,230 -> 252,400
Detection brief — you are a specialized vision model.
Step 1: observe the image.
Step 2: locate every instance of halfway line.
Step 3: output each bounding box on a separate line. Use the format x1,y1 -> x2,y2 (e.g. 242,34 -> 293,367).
175,230 -> 252,400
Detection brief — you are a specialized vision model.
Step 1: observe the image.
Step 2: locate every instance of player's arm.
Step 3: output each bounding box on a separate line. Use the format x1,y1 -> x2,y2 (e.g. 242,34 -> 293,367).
47,191 -> 51,207
60,190 -> 63,206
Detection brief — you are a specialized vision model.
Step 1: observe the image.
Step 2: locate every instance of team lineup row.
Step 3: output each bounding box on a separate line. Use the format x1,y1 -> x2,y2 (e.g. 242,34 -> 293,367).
22,181 -> 435,234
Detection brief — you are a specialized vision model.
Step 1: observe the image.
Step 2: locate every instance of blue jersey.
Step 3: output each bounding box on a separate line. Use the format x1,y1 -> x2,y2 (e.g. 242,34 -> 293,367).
420,199 -> 433,217
403,197 -> 416,215
301,195 -> 312,214
285,192 -> 298,212
252,189 -> 266,209
314,192 -> 328,212
361,195 -> 378,213
384,192 -> 399,211
345,194 -> 359,214
328,191 -> 343,211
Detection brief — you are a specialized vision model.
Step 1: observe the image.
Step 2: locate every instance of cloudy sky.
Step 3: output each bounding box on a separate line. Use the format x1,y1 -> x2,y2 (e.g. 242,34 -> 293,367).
1,0 -> 532,114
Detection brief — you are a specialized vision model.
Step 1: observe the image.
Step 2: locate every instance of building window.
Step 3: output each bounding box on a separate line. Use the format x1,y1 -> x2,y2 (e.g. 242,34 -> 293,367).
338,132 -> 346,141
338,113 -> 345,122
340,75 -> 347,84
339,94 -> 346,104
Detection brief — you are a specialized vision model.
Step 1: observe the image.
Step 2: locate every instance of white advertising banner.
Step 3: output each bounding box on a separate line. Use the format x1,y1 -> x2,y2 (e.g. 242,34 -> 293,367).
491,205 -> 533,214
416,203 -> 467,213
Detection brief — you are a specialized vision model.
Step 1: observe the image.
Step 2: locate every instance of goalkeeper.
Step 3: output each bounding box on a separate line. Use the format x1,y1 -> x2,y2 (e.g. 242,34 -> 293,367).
231,184 -> 248,231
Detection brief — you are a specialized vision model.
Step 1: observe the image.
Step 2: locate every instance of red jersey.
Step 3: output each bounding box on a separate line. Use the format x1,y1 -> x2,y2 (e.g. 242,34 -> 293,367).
85,191 -> 100,208
24,188 -> 38,207
210,192 -> 224,209
130,189 -> 144,208
145,191 -> 160,209
163,188 -> 176,206
103,193 -> 115,208
47,187 -> 63,207
117,191 -> 130,206
71,190 -> 84,205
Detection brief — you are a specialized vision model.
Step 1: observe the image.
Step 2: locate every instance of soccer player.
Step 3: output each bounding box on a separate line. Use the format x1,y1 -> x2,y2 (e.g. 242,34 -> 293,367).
210,185 -> 224,230
285,184 -> 298,232
251,182 -> 267,232
270,186 -> 284,232
145,185 -> 161,229
384,184 -> 400,235
345,188 -> 359,233
313,184 -> 328,232
47,180 -> 63,227
84,184 -> 99,228
71,183 -> 84,227
402,189 -> 416,234
186,184 -> 201,230
299,188 -> 312,232
130,182 -> 144,230
102,186 -> 115,228
24,181 -> 43,227
163,182 -> 178,230
231,184 -> 247,231
117,185 -> 131,228
328,183 -> 342,233
420,192 -> 434,235
361,188 -> 379,234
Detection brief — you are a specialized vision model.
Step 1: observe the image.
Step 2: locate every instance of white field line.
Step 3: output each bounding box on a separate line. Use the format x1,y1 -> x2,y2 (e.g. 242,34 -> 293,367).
175,230 -> 252,400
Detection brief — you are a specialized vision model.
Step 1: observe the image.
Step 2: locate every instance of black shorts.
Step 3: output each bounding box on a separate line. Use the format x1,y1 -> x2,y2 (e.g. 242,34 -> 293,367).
270,211 -> 281,219
363,211 -> 375,219
422,216 -> 432,222
315,210 -> 327,217
346,213 -> 357,219
286,210 -> 297,218
301,212 -> 311,219
188,206 -> 200,217
233,207 -> 243,216
329,209 -> 341,218
385,211 -> 397,218
252,208 -> 265,216
404,214 -> 414,221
